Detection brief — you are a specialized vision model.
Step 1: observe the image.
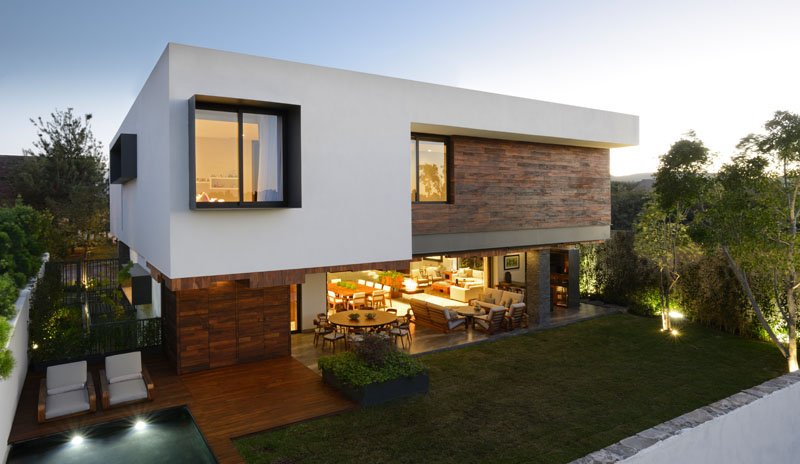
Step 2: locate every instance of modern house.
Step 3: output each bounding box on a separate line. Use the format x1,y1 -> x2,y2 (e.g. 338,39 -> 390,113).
109,43 -> 638,374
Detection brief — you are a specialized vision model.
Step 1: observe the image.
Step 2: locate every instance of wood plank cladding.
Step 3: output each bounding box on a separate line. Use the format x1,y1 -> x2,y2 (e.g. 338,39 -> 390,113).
161,281 -> 291,374
149,259 -> 410,292
412,136 -> 610,236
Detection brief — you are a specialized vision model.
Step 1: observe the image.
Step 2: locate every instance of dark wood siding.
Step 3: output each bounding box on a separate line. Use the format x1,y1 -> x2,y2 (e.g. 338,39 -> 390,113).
162,282 -> 291,374
412,136 -> 610,235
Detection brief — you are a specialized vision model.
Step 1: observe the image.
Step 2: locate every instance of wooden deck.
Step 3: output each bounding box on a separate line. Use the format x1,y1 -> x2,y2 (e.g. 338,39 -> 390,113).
9,355 -> 356,463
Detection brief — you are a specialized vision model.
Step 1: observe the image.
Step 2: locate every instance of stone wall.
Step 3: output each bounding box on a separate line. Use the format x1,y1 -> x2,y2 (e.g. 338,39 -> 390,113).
525,250 -> 551,325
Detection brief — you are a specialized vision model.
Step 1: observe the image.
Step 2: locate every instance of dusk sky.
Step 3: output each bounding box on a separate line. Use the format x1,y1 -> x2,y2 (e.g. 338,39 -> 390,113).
1,0 -> 799,176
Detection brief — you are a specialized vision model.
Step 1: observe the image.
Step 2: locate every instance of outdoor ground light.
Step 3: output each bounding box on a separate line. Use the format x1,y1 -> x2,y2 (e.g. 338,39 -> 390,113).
134,420 -> 147,430
70,435 -> 84,446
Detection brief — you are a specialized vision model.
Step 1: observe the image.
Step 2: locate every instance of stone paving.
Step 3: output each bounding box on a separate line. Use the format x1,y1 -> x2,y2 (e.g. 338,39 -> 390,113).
571,371 -> 800,463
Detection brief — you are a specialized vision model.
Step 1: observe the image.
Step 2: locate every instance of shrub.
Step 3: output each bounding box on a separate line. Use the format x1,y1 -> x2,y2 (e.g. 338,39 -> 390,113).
0,317 -> 12,379
0,274 -> 17,318
354,334 -> 394,367
319,347 -> 426,388
0,203 -> 51,286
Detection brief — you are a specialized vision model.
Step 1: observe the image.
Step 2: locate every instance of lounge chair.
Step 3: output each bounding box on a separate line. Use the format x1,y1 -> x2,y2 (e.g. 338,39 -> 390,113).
473,307 -> 506,334
99,351 -> 154,409
38,360 -> 96,423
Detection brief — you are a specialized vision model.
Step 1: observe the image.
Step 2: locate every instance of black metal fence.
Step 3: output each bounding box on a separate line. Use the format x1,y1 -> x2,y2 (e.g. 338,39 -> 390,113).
88,317 -> 162,355
32,257 -> 162,368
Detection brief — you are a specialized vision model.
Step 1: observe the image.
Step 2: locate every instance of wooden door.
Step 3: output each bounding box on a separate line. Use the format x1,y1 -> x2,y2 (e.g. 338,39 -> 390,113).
178,289 -> 210,372
237,286 -> 266,362
208,282 -> 238,368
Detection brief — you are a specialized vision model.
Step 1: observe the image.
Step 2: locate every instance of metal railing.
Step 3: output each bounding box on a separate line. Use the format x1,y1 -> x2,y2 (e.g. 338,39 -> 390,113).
88,317 -> 162,355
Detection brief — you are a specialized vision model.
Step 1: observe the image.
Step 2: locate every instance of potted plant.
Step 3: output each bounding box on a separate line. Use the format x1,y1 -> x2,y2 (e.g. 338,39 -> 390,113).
378,271 -> 404,298
318,334 -> 428,406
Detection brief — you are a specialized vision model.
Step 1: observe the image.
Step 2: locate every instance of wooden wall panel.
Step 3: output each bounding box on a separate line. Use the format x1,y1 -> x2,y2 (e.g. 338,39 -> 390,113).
161,283 -> 178,367
208,281 -> 237,368
177,288 -> 210,373
412,136 -> 610,236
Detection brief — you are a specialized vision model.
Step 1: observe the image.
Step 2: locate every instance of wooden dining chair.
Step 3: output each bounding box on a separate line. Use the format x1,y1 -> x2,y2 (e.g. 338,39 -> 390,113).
327,290 -> 345,313
382,284 -> 393,305
313,313 -> 333,347
357,279 -> 367,286
347,292 -> 366,310
368,290 -> 385,309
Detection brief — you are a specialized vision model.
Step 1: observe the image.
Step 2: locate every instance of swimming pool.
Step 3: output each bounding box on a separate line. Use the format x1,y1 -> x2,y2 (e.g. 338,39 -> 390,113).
8,407 -> 216,463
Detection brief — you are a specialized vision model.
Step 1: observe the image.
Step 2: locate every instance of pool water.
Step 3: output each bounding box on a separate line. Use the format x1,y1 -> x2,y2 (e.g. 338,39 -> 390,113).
8,407 -> 217,463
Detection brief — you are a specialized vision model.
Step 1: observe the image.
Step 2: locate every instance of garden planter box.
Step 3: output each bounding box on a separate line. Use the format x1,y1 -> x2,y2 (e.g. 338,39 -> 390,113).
322,369 -> 429,407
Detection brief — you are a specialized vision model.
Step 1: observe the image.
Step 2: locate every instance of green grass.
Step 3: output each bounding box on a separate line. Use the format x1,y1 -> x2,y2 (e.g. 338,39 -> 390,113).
235,314 -> 785,463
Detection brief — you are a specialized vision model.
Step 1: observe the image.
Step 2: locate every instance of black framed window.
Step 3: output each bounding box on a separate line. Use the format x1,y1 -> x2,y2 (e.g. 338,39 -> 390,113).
189,95 -> 301,209
411,134 -> 450,203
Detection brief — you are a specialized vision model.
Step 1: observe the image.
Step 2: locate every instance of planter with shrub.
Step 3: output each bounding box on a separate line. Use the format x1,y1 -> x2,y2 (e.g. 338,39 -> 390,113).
319,334 -> 428,406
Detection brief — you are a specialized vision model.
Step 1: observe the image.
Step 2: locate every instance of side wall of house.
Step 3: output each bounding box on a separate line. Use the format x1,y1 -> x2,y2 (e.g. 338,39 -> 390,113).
110,49 -> 172,275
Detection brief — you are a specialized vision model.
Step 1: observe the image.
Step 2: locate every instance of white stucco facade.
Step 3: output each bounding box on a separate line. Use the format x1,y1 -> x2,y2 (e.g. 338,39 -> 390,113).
110,43 -> 638,280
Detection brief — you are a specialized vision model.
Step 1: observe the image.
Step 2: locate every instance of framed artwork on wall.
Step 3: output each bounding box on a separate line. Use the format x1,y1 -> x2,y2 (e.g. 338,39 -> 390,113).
504,254 -> 520,270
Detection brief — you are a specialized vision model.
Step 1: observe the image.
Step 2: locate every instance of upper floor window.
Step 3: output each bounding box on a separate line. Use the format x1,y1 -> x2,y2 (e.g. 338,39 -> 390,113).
411,134 -> 449,203
189,95 -> 301,209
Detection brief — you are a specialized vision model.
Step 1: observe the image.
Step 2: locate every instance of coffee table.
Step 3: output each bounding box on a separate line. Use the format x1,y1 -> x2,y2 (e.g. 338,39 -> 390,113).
431,281 -> 452,295
454,306 -> 485,329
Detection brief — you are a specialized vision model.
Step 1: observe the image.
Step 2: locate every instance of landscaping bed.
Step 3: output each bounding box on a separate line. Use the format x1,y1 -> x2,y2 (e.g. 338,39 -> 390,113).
236,314 -> 785,463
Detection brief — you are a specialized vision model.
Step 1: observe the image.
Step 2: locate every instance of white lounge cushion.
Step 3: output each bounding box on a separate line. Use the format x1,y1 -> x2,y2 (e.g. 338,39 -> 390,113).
46,361 -> 87,395
45,388 -> 89,419
108,378 -> 148,406
106,352 -> 142,384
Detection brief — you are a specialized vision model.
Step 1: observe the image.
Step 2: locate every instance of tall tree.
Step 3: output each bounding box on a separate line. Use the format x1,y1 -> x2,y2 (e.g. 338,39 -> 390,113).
706,111 -> 800,372
635,199 -> 697,332
14,109 -> 108,257
634,134 -> 710,332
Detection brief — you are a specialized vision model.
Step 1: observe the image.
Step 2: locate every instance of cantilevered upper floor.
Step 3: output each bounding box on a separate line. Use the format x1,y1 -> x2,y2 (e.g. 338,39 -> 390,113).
109,43 -> 638,282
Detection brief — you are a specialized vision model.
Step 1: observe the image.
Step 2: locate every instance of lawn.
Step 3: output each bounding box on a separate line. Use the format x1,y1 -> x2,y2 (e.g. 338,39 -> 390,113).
235,314 -> 785,463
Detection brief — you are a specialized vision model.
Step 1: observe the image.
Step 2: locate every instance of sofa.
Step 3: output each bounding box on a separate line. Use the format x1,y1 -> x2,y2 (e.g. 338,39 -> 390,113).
409,297 -> 466,333
475,287 -> 526,317
449,284 -> 482,303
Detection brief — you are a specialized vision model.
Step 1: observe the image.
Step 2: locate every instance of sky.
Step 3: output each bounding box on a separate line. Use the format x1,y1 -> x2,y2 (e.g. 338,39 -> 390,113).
1,0 -> 799,176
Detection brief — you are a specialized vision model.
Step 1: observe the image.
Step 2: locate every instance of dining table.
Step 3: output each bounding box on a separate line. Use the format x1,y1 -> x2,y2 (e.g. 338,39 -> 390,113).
328,310 -> 398,330
327,282 -> 380,298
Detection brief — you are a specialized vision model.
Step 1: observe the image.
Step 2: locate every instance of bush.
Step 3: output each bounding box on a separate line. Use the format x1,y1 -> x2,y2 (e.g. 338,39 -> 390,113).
579,231 -> 659,307
353,334 -> 394,367
319,342 -> 426,388
0,274 -> 17,318
0,202 -> 51,286
0,317 -> 13,379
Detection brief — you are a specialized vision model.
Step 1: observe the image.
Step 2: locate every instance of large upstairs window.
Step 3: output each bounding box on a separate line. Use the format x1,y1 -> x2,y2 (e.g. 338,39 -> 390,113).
189,96 -> 302,209
411,134 -> 449,203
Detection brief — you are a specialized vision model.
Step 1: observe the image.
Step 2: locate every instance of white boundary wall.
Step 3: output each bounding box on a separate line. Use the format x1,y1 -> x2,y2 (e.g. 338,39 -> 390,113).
0,256 -> 47,463
574,370 -> 800,463
623,376 -> 800,463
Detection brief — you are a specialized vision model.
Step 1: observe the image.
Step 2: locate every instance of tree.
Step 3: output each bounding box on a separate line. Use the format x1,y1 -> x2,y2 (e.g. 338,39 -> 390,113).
705,111 -> 800,372
632,134 -> 710,332
635,199 -> 697,332
611,181 -> 650,230
14,109 -> 108,257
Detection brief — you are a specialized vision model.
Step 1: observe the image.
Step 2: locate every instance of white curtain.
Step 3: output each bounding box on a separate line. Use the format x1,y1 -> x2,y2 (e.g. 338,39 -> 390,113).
256,115 -> 283,201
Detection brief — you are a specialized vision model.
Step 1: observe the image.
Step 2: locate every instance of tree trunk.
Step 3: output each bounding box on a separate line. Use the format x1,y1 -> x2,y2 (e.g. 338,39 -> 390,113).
660,270 -> 671,332
788,275 -> 798,372
722,246 -> 789,359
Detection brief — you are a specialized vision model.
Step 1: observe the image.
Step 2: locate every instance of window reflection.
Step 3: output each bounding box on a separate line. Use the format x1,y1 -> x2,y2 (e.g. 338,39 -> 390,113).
411,137 -> 447,202
195,110 -> 239,203
243,113 -> 283,202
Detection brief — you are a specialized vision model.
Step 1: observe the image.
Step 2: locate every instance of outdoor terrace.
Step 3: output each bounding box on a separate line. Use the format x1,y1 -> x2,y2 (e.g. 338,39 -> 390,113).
9,355 -> 355,464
